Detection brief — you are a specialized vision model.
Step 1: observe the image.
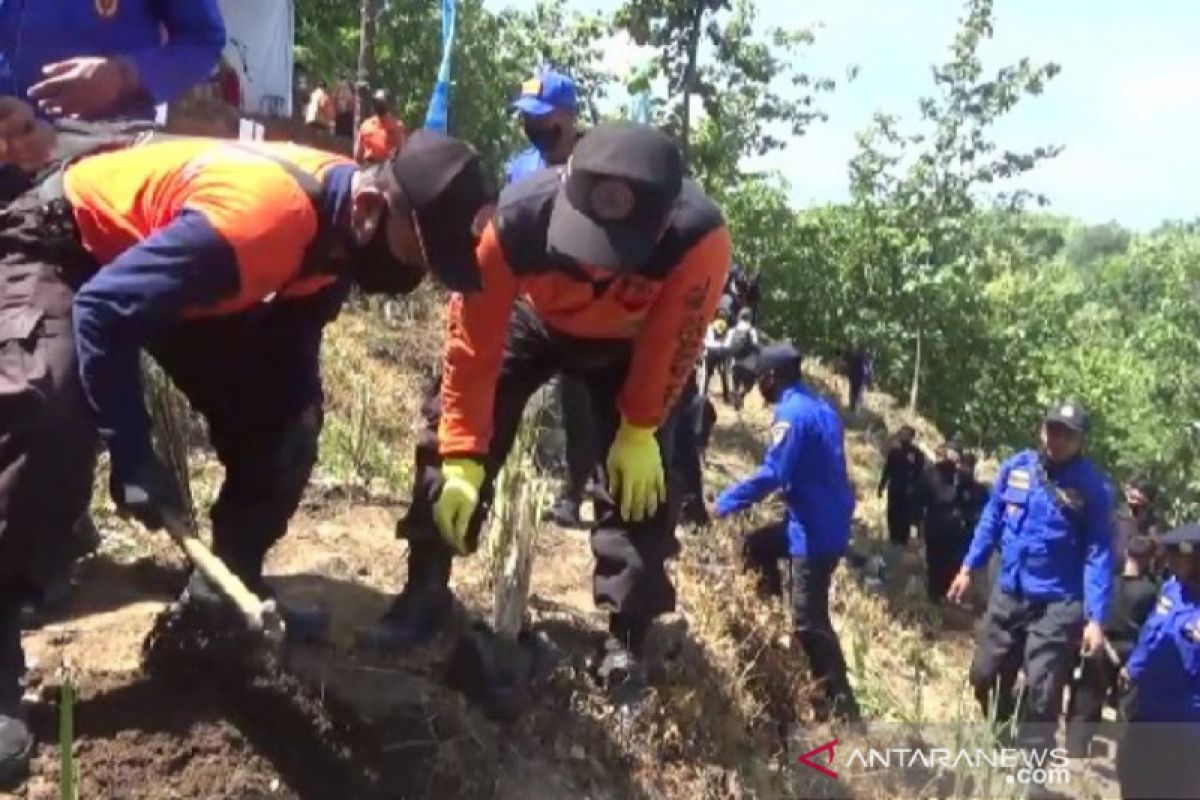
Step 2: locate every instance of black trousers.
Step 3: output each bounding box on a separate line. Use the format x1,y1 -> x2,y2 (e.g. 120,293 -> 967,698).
731,362 -> 756,410
701,351 -> 729,402
848,377 -> 864,411
886,500 -> 916,546
1117,724 -> 1200,799
145,302 -> 331,588
924,532 -> 968,601
1065,653 -> 1121,758
742,522 -> 856,707
557,373 -> 599,505
672,379 -> 706,509
399,302 -> 683,641
969,589 -> 1084,751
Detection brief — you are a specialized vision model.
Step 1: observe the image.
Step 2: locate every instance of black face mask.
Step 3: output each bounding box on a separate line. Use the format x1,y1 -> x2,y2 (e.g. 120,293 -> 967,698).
347,208 -> 426,295
937,461 -> 957,480
524,120 -> 564,158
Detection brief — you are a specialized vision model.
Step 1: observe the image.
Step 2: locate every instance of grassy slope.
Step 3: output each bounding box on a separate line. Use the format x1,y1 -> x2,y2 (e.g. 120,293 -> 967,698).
311,299 -> 1005,799
55,296 -> 1040,799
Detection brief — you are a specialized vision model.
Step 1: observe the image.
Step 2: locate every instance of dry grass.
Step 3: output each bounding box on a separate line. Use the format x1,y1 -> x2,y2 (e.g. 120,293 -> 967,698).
92,302 -> 992,799
310,313 -> 996,799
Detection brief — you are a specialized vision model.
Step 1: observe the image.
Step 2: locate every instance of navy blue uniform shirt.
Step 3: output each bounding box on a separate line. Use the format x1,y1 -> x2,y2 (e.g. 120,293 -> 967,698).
717,383 -> 855,558
0,0 -> 225,120
963,449 -> 1114,622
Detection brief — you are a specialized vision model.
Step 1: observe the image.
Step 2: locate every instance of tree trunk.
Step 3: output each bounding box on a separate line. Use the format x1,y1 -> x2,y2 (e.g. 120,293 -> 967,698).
355,0 -> 378,131
908,324 -> 922,411
679,2 -> 704,170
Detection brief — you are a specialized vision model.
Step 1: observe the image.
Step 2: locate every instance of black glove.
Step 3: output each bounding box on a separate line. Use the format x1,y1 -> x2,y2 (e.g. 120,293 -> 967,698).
110,454 -> 185,531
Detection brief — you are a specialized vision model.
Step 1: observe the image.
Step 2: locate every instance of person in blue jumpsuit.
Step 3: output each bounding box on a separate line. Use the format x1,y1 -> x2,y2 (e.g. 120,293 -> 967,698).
715,343 -> 860,721
0,0 -> 226,200
947,401 -> 1114,771
1116,523 -> 1200,799
505,69 -> 598,528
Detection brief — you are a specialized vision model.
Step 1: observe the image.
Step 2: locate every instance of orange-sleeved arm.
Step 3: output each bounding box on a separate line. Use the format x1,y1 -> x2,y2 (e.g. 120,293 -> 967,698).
618,225 -> 732,428
437,221 -> 521,456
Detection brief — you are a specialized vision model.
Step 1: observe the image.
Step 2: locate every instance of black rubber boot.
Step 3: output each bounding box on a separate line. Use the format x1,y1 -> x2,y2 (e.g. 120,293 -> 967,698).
358,542 -> 455,653
0,605 -> 30,788
182,543 -> 330,646
678,497 -> 711,529
595,614 -> 651,709
544,495 -> 584,528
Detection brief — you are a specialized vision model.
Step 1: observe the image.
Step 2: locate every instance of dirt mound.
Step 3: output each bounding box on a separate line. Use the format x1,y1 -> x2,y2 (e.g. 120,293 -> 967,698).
23,636 -> 448,800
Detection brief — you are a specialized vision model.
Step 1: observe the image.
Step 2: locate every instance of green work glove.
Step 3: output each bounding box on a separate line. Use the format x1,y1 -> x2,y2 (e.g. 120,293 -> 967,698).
434,458 -> 485,555
606,420 -> 666,523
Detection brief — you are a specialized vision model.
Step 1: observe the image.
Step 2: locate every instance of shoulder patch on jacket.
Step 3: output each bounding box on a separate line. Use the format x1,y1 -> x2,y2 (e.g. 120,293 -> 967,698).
1157,593 -> 1175,614
771,422 -> 790,446
1008,469 -> 1031,491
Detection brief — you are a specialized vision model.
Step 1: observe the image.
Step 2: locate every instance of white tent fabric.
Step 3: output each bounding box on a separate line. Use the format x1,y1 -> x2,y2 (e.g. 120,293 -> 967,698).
217,0 -> 294,117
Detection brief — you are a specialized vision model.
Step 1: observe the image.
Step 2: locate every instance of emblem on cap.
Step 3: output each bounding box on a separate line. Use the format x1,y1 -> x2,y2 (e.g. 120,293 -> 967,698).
590,179 -> 635,222
1061,405 -> 1075,418
521,78 -> 543,97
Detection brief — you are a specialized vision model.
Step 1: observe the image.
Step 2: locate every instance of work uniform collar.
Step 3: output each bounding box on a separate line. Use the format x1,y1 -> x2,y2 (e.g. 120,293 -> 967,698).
778,382 -> 806,404
323,165 -> 355,233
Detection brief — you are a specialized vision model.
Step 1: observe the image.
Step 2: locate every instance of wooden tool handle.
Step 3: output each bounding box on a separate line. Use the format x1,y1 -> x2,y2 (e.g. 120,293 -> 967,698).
161,508 -> 272,633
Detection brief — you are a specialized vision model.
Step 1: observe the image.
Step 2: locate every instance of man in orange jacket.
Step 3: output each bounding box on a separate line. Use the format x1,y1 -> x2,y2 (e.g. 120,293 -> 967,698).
355,89 -> 406,164
0,120 -> 491,783
361,122 -> 731,702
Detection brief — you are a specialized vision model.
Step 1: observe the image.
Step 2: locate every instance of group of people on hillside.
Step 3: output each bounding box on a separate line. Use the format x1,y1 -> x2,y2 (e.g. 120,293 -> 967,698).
876,405 -> 1199,798
304,79 -> 408,165
0,40 -> 738,780
701,276 -> 767,411
0,11 -> 1196,796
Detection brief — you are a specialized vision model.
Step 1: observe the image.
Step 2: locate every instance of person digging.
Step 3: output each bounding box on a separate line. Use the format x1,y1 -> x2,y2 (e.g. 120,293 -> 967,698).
0,117 -> 493,784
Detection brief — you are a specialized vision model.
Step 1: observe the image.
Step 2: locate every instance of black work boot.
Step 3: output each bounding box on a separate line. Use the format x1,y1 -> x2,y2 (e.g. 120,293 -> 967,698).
544,495 -> 584,528
182,543 -> 330,645
22,515 -> 102,626
595,615 -> 651,709
359,582 -> 453,653
0,707 -> 30,789
358,541 -> 455,652
0,608 -> 30,788
678,497 -> 711,529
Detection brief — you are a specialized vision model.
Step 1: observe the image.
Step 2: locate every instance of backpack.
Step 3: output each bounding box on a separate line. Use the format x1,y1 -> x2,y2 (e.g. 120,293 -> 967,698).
729,327 -> 756,360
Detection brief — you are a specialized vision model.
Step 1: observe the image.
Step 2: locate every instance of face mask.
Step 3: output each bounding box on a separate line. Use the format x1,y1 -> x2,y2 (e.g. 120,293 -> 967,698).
524,120 -> 564,157
937,461 -> 957,479
348,207 -> 426,295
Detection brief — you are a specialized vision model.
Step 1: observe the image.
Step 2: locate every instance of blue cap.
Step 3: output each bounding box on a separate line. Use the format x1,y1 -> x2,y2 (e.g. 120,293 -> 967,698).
511,70 -> 578,116
751,342 -> 803,376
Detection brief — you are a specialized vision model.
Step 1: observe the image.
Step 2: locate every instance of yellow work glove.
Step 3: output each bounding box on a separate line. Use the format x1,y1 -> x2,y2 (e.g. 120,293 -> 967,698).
606,420 -> 666,523
434,458 -> 485,554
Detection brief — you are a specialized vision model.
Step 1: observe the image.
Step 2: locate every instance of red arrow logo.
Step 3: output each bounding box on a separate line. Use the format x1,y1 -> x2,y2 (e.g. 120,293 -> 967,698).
797,739 -> 839,779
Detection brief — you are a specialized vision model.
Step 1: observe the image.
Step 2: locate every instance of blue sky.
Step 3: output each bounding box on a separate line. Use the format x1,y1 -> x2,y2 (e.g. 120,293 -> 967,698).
483,0 -> 1200,229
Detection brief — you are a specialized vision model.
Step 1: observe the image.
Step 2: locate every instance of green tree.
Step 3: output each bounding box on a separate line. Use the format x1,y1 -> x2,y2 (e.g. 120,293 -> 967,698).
1064,221 -> 1132,268
615,0 -> 837,190
843,0 -> 1061,411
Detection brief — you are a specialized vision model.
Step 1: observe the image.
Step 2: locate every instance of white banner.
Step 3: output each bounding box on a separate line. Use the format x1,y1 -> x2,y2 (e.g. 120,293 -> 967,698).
217,0 -> 294,117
